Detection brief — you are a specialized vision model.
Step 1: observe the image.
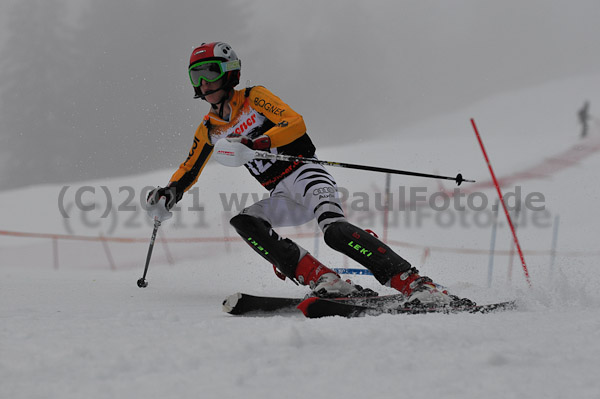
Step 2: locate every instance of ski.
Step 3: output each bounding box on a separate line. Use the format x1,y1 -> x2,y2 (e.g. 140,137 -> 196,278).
222,292 -> 303,315
297,296 -> 517,319
222,292 -> 471,315
222,292 -> 390,316
223,292 -> 517,318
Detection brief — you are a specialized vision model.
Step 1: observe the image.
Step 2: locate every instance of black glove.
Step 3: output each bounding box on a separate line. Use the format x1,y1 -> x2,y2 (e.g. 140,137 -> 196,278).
147,185 -> 177,210
227,134 -> 271,150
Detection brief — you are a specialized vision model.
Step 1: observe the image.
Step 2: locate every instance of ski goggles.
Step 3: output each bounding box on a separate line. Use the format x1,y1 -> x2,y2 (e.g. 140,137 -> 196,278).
188,59 -> 241,87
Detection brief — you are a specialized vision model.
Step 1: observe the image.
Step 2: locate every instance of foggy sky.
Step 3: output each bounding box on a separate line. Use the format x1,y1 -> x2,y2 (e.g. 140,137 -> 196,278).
1,0 -> 600,190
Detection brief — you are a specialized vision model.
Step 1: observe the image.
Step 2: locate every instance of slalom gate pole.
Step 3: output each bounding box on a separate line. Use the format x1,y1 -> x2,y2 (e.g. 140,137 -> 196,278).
137,219 -> 161,288
383,173 -> 391,243
487,199 -> 499,288
471,118 -> 532,287
52,238 -> 59,270
253,151 -> 475,186
549,215 -> 560,278
506,208 -> 521,283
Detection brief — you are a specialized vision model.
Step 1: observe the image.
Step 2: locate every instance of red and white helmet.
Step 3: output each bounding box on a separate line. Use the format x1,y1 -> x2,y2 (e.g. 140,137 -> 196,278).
188,42 -> 241,100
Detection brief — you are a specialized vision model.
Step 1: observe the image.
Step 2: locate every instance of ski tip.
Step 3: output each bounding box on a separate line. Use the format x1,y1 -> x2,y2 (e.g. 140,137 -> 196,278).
297,296 -> 319,316
222,292 -> 243,314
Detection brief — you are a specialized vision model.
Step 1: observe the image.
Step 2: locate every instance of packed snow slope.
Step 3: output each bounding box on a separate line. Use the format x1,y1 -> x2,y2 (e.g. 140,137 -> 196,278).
2,74 -> 600,399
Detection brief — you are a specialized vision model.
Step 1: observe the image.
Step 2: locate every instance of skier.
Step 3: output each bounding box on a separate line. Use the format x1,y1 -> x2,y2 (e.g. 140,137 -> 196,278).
578,101 -> 590,138
147,42 -> 450,304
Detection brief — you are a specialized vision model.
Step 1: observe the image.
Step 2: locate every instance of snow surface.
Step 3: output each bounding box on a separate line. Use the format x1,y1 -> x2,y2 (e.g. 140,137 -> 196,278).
2,74 -> 600,399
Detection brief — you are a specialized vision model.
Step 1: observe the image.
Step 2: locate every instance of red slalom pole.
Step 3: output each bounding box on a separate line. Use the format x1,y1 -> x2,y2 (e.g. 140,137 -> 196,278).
471,118 -> 532,287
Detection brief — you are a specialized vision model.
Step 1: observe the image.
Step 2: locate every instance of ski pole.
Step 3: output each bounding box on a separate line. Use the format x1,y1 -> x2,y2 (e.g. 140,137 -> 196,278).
253,151 -> 475,186
137,219 -> 161,288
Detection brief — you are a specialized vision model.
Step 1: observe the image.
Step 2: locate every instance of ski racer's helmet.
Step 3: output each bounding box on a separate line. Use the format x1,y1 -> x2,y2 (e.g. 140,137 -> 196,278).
188,42 -> 241,100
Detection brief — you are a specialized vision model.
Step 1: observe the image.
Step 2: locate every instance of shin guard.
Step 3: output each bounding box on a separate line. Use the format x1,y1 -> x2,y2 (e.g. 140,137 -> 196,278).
323,221 -> 412,284
230,214 -> 301,280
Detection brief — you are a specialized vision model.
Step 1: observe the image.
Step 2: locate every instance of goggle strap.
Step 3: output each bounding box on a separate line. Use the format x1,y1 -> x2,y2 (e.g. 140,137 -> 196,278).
221,60 -> 241,72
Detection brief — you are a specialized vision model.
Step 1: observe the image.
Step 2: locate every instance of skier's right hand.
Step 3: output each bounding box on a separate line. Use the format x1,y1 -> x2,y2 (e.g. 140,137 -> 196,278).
226,134 -> 271,150
146,186 -> 176,222
147,186 -> 177,209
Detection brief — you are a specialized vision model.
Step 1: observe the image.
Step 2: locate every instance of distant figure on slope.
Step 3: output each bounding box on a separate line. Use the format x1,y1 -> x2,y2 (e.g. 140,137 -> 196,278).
146,42 -> 450,305
578,101 -> 590,138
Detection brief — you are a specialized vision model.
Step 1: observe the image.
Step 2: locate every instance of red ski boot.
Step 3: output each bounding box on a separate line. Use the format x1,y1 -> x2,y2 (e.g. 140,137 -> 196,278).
389,268 -> 451,305
295,253 -> 373,298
